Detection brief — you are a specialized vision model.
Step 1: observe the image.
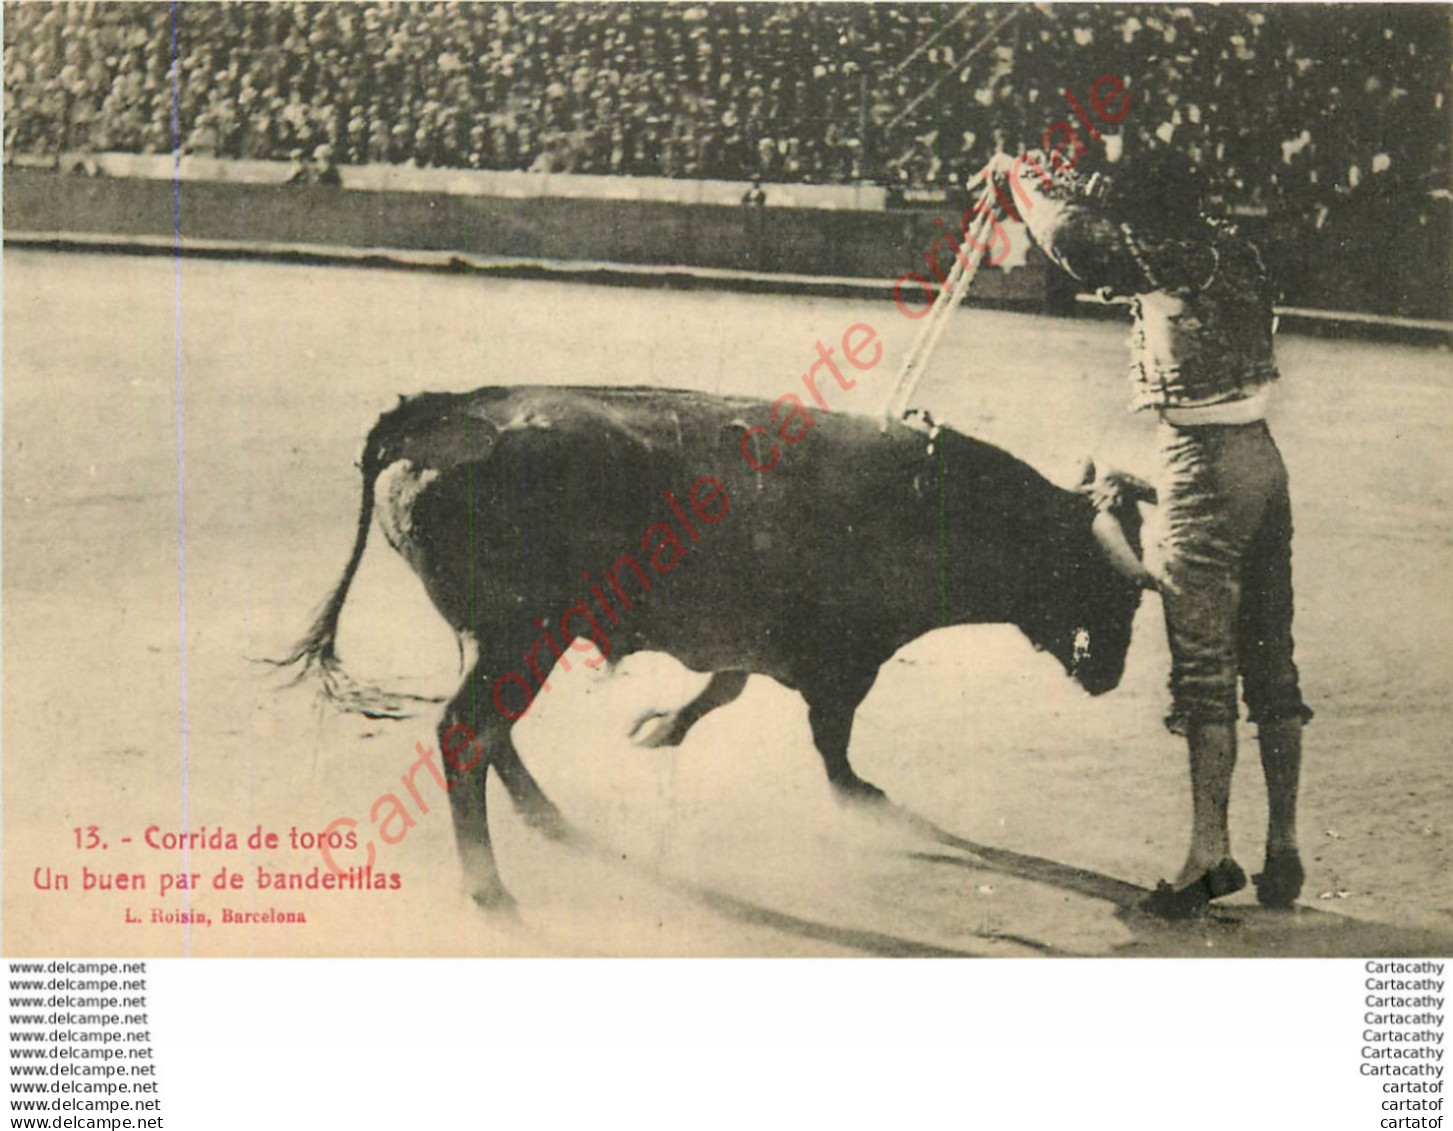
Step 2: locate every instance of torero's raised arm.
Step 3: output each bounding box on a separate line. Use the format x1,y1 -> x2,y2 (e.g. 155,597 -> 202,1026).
973,148 -> 1281,415
986,150 -> 1219,297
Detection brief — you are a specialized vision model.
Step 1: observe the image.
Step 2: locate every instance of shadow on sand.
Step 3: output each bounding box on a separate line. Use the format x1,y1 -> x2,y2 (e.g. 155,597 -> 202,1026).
511,799 -> 1452,958
886,804 -> 1453,958
555,821 -> 1022,958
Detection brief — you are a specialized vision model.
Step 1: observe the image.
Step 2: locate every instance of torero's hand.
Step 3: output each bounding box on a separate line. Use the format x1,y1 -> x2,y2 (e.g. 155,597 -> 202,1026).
1083,466 -> 1159,510
965,152 -> 1019,199
1143,563 -> 1181,597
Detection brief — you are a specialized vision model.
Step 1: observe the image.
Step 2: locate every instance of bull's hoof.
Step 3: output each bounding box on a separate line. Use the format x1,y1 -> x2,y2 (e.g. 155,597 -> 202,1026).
469,880 -> 519,919
628,708 -> 688,748
1137,858 -> 1246,920
519,800 -> 573,843
1253,849 -> 1304,909
830,774 -> 888,806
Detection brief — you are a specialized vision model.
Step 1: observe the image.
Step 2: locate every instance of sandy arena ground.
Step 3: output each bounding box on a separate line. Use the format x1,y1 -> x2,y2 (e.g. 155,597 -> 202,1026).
5,248 -> 1451,957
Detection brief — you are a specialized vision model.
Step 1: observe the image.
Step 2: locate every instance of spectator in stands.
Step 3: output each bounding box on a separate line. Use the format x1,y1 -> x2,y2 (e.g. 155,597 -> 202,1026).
313,142 -> 341,186
741,171 -> 766,208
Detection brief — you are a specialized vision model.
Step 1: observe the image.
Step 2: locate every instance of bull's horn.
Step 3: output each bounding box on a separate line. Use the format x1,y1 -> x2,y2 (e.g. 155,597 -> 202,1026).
1091,509 -> 1151,586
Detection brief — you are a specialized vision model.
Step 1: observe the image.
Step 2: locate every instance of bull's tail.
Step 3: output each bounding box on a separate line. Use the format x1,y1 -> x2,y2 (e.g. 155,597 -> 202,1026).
271,460 -> 375,675
269,407 -> 440,719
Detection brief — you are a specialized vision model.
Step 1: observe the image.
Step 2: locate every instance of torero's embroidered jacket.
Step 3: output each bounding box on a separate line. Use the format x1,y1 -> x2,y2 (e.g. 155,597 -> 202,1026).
1003,154 -> 1280,412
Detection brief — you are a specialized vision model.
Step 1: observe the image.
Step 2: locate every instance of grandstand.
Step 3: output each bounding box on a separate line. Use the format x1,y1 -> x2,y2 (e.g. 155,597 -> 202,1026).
4,2 -> 1451,317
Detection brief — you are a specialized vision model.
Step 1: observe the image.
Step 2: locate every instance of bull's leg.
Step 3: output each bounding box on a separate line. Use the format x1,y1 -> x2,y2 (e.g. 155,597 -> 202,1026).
629,670 -> 750,748
448,636 -> 568,839
438,723 -> 508,907
438,680 -> 514,912
492,743 -> 569,841
804,675 -> 885,803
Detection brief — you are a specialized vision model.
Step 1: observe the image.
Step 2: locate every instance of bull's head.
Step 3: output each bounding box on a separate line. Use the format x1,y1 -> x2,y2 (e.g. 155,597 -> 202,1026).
1037,462 -> 1157,696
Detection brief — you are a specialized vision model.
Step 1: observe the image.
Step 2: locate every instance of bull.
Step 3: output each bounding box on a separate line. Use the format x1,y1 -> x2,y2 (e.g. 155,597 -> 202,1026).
281,386 -> 1153,909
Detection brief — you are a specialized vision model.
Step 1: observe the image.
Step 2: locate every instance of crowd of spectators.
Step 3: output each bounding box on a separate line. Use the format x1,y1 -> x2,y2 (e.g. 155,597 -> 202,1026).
4,3 -> 1449,224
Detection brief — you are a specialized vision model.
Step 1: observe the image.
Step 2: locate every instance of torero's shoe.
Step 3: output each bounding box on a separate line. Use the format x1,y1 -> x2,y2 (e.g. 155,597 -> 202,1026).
1137,858 -> 1248,920
1252,848 -> 1305,909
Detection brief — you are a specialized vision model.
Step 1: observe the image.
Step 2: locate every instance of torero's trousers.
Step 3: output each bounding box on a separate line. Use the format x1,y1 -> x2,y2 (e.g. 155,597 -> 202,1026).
1151,419 -> 1313,735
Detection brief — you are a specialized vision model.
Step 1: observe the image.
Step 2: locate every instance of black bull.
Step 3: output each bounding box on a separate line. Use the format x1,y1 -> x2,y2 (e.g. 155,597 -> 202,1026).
282,386 -> 1151,908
